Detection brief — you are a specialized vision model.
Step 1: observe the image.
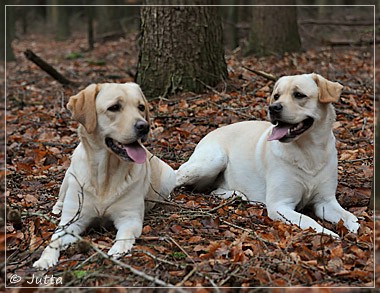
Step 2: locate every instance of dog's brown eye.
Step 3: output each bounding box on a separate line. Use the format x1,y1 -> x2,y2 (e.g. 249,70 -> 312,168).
108,104 -> 121,112
294,92 -> 307,99
138,104 -> 145,112
273,94 -> 280,101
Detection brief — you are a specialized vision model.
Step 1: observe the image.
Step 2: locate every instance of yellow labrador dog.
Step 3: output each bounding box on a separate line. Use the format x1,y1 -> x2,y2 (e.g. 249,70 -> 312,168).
176,73 -> 359,237
34,83 -> 176,269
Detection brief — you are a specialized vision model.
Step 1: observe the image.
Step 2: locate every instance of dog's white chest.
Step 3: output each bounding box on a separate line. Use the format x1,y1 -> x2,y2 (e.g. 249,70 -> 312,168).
83,184 -> 130,216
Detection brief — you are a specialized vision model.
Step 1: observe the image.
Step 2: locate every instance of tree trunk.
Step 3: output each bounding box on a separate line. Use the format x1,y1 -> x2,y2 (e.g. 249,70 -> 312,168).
221,3 -> 239,50
87,6 -> 94,50
49,1 -> 71,41
247,0 -> 301,56
136,1 -> 228,99
5,4 -> 16,61
57,1 -> 71,41
95,1 -> 126,36
1,4 -> 5,60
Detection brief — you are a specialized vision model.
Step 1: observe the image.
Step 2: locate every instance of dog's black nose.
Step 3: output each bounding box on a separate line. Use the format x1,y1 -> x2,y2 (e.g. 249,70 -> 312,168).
269,103 -> 283,114
135,120 -> 150,136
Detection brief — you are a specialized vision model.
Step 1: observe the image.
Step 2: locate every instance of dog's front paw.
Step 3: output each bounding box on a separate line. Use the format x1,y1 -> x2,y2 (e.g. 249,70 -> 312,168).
342,212 -> 360,233
52,202 -> 63,215
108,240 -> 134,259
33,247 -> 60,270
33,256 -> 58,270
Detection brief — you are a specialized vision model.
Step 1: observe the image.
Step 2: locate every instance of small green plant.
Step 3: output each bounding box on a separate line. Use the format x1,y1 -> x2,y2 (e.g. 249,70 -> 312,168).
171,252 -> 186,260
72,270 -> 88,279
65,52 -> 84,60
87,59 -> 106,66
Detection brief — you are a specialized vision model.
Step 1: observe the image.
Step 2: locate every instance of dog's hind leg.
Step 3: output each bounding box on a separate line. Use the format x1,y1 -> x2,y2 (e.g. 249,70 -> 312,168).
175,143 -> 227,191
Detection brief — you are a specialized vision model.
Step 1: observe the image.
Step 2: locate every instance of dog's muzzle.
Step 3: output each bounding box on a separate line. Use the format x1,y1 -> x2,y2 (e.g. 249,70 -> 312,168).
267,102 -> 314,142
135,120 -> 150,142
268,102 -> 283,117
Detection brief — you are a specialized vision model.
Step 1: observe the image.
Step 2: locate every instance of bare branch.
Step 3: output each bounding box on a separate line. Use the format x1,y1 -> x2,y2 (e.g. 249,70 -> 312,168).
242,66 -> 278,82
24,49 -> 79,86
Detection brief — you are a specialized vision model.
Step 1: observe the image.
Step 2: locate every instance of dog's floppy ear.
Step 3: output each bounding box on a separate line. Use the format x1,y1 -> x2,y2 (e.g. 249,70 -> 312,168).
67,84 -> 99,134
312,73 -> 343,103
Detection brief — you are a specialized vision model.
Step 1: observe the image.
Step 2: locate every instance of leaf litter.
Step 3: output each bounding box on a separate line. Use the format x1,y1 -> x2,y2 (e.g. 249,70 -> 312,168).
5,33 -> 374,288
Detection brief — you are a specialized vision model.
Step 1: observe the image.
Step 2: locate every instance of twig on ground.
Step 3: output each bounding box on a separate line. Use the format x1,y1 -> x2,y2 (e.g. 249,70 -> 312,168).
168,236 -> 196,265
242,66 -> 278,82
24,49 -> 79,86
138,247 -> 218,289
71,252 -> 100,270
25,141 -> 78,148
21,211 -> 58,225
221,219 -> 271,250
218,266 -> 240,287
196,79 -> 229,99
299,19 -> 374,26
136,248 -> 181,267
320,207 -> 328,272
175,266 -> 197,287
203,275 -> 222,293
209,195 -> 238,213
145,198 -> 184,208
339,157 -> 372,163
67,232 -> 187,291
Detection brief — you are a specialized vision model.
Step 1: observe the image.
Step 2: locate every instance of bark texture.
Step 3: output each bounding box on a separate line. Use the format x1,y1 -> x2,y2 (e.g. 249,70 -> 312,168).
136,2 -> 227,99
248,1 -> 301,56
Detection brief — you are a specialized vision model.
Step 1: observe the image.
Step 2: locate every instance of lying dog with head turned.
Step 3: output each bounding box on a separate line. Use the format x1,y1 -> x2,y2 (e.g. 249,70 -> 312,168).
176,73 -> 359,237
33,83 -> 176,269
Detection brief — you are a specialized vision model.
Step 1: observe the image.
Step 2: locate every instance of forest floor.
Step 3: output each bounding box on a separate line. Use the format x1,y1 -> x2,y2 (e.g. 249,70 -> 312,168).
4,32 -> 375,290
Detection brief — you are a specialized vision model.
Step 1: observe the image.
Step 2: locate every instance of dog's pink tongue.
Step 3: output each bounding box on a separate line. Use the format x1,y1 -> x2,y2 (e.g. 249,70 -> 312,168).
124,142 -> 146,164
268,126 -> 290,141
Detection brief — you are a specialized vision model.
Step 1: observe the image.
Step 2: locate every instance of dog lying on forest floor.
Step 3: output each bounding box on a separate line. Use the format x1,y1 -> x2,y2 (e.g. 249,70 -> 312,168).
175,73 -> 360,237
33,83 -> 176,270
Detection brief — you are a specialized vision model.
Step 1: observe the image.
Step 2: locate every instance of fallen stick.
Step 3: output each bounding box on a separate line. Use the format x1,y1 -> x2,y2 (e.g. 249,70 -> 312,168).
24,49 -> 78,86
299,20 -> 374,26
242,66 -> 278,82
327,39 -> 374,47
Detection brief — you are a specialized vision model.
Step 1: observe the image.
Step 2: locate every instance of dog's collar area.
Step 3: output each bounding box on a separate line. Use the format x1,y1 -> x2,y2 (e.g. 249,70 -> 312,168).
105,137 -> 147,163
268,117 -> 314,142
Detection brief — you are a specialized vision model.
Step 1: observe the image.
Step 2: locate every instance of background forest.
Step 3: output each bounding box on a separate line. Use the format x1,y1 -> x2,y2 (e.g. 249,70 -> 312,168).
2,1 -> 377,290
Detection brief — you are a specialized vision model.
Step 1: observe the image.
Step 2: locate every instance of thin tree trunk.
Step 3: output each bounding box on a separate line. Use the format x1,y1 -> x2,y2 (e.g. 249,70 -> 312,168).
55,1 -> 70,41
5,4 -> 15,61
247,0 -> 301,56
1,4 -> 5,60
222,3 -> 239,50
95,1 -> 126,36
87,6 -> 94,50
